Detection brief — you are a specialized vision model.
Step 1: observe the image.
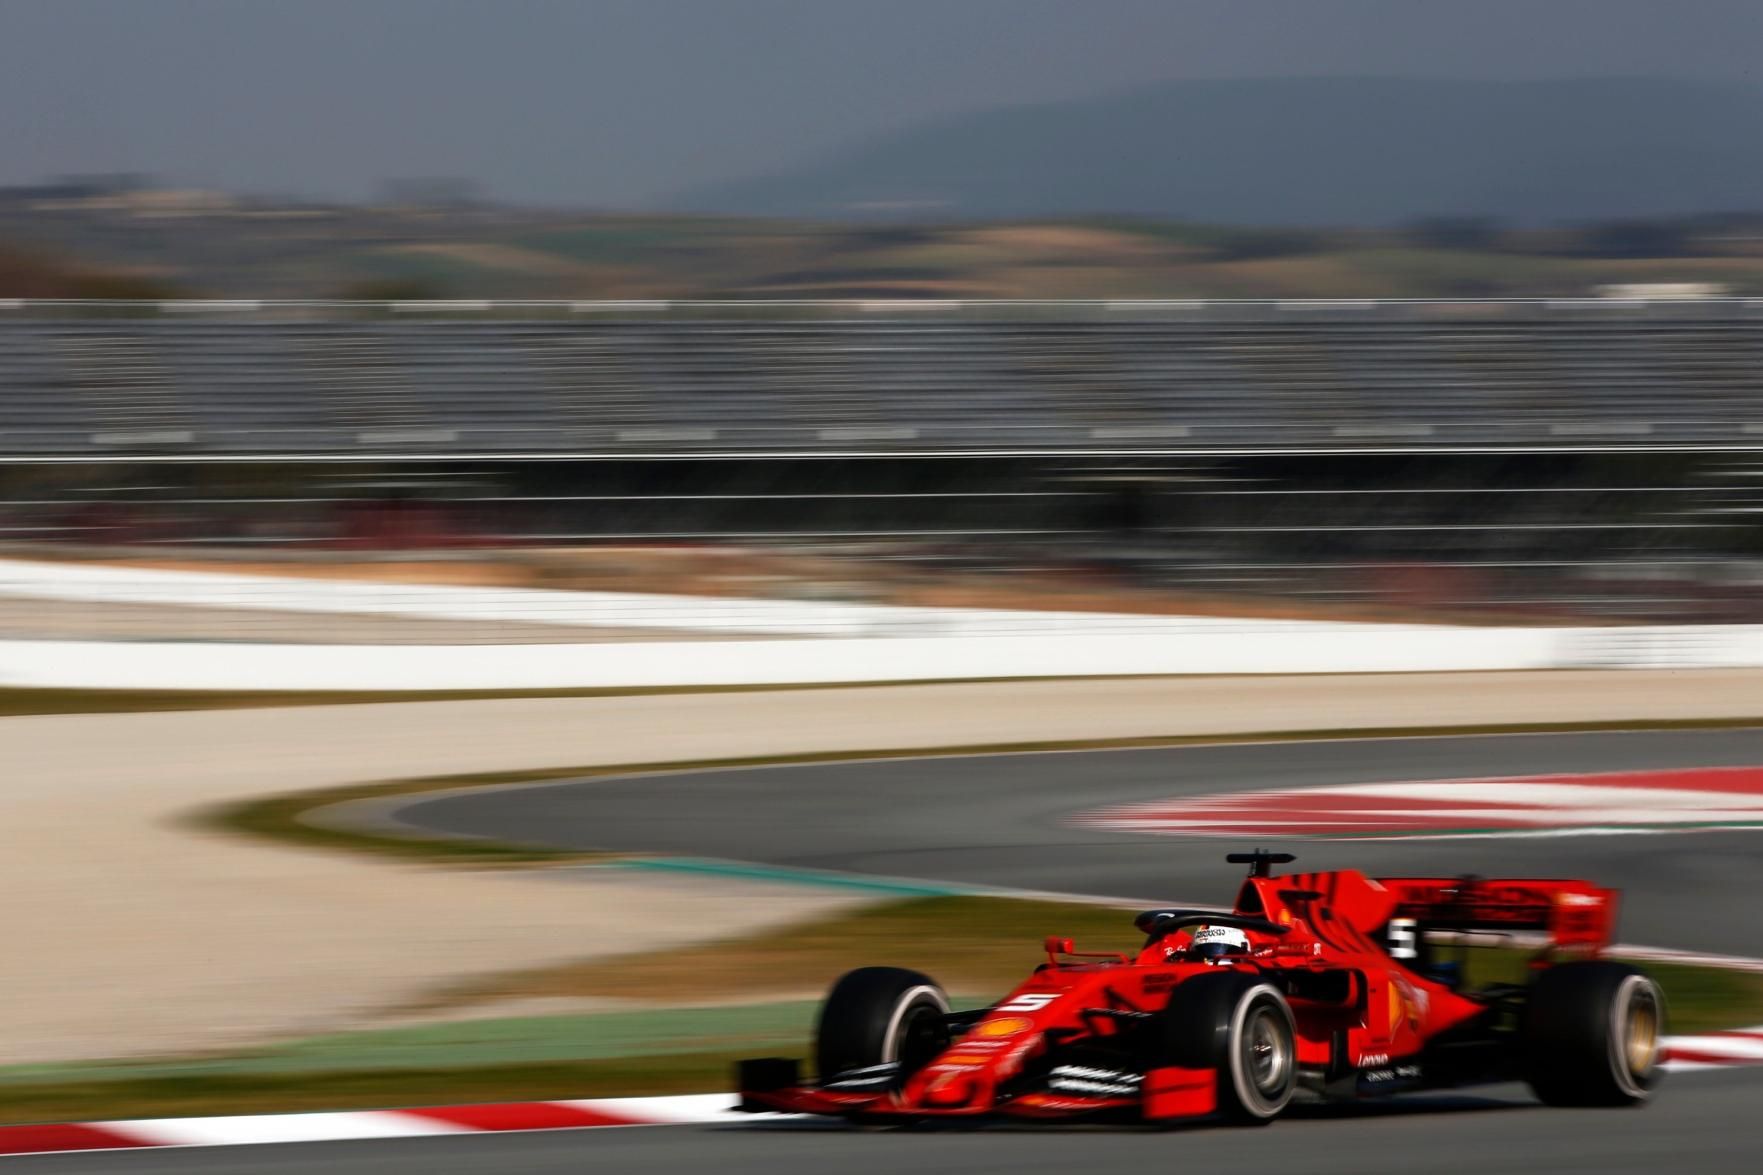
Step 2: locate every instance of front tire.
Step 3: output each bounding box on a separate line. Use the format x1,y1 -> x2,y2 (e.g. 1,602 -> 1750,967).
1161,972 -> 1297,1124
815,966 -> 950,1088
1524,961 -> 1665,1107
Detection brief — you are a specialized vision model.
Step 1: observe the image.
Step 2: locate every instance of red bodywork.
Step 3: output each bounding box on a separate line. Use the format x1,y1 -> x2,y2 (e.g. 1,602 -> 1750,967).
739,866 -> 1618,1122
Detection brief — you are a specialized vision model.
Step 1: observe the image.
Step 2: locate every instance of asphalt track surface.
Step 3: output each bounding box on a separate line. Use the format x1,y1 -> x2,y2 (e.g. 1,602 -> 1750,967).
30,729 -> 1763,1174
397,729 -> 1763,955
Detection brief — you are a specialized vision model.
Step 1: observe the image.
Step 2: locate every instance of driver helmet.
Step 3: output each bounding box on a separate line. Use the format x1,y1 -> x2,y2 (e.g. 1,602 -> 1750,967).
1188,924 -> 1251,962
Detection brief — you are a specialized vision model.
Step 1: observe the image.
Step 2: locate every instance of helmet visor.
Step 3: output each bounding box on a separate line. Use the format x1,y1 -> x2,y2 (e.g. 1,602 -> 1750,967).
1192,939 -> 1242,960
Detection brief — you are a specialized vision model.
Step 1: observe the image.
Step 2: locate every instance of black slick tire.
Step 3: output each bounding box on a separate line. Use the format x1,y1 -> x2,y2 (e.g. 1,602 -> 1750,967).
1160,971 -> 1298,1124
815,966 -> 950,1088
1524,961 -> 1666,1107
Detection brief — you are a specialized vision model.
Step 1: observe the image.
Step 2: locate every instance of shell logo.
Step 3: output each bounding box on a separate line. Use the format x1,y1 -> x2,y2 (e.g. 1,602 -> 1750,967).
973,1016 -> 1034,1037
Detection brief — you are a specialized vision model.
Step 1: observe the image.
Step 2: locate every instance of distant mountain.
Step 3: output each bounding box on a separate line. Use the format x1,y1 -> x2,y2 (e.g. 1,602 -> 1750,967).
671,77 -> 1763,225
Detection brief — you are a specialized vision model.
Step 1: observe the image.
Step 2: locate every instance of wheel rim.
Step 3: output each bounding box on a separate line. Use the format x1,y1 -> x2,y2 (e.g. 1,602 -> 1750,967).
1624,985 -> 1661,1077
1242,1006 -> 1292,1100
897,1002 -> 948,1075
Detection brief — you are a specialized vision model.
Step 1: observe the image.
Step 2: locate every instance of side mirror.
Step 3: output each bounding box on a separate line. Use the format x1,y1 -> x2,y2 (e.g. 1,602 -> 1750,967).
1044,936 -> 1074,962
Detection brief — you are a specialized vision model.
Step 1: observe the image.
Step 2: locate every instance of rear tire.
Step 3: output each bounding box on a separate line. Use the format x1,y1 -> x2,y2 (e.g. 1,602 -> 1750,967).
815,967 -> 950,1088
1161,972 -> 1297,1124
1524,961 -> 1665,1107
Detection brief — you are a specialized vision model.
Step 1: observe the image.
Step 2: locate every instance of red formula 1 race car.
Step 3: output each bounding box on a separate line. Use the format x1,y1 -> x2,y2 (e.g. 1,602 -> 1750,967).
737,852 -> 1665,1126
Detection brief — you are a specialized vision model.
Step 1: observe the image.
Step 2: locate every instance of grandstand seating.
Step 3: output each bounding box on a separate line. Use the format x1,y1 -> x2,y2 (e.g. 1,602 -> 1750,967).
2,305 -> 1762,456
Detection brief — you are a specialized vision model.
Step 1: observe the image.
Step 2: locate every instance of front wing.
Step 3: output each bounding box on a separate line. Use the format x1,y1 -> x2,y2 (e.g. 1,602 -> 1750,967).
736,1058 -> 1220,1121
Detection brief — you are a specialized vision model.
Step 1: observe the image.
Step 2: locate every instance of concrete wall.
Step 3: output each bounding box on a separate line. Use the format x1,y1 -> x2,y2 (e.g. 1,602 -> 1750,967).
3,624 -> 1758,691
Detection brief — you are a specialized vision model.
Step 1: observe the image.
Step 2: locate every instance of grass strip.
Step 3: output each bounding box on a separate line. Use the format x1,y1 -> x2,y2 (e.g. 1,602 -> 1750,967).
202,717 -> 1763,866
1635,960 -> 1763,1034
417,896 -> 1142,1010
0,1004 -> 828,1088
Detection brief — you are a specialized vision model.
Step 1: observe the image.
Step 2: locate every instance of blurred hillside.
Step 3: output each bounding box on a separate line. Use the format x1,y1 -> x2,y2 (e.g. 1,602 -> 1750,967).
0,237 -> 183,300
675,77 -> 1763,225
6,175 -> 1763,300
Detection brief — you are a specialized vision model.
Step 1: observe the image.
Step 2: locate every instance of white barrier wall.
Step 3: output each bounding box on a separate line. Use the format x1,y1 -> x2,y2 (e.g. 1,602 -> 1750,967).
1,558 -> 1758,690
3,626 -> 1761,691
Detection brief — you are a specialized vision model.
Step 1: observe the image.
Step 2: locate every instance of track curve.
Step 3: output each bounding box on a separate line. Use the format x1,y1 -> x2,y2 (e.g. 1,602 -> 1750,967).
395,728 -> 1763,954
32,728 -> 1761,1174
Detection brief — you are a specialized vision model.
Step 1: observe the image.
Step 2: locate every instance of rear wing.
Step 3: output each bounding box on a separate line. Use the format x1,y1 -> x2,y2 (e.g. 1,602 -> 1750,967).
1376,876 -> 1618,950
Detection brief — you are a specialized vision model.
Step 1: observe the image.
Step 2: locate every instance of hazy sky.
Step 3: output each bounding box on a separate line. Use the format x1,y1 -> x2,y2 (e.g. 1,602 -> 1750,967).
2,0 -> 1761,207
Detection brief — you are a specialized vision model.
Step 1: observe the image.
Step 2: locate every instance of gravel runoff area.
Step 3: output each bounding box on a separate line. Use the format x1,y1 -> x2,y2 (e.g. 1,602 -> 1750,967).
5,669 -> 1763,1065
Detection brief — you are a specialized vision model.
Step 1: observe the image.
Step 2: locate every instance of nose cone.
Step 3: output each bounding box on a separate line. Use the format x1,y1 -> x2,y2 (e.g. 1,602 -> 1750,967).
898,1010 -> 1049,1112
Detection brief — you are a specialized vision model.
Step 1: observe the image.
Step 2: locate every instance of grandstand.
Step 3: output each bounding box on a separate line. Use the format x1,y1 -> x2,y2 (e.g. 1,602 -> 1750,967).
1,300 -> 1762,459
4,299 -> 1763,624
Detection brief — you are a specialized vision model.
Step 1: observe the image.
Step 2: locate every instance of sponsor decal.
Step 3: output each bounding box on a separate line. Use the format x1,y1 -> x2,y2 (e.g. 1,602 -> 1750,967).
1360,1063 -> 1423,1086
1048,1080 -> 1139,1097
973,1016 -> 1034,1037
936,1053 -> 991,1068
1386,917 -> 1419,959
825,1061 -> 900,1090
1048,1065 -> 1143,1097
1051,1065 -> 1141,1083
1015,1094 -> 1125,1112
1357,1053 -> 1390,1067
1558,892 -> 1605,908
1391,975 -> 1427,1030
1393,882 -> 1572,928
